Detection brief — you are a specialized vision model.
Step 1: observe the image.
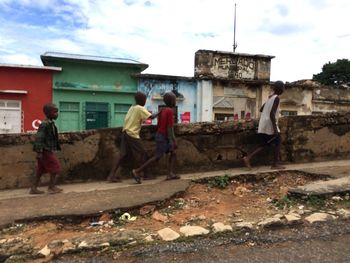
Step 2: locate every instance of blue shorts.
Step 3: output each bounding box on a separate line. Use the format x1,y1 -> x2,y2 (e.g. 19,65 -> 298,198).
258,133 -> 281,146
155,133 -> 174,159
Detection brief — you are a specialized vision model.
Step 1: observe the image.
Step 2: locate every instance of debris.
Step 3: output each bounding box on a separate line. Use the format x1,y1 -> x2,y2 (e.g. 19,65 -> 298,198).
119,213 -> 137,221
305,213 -> 337,224
140,205 -> 156,216
38,245 -> 51,257
179,225 -> 209,237
234,186 -> 248,197
90,221 -> 104,227
157,228 -> 180,241
212,222 -> 233,233
235,222 -> 254,229
336,209 -> 350,219
152,211 -> 168,222
99,213 -> 111,223
258,217 -> 283,228
331,196 -> 343,201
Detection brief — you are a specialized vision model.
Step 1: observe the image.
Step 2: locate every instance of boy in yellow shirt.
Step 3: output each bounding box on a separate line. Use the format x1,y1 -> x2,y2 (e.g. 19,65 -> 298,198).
107,92 -> 157,182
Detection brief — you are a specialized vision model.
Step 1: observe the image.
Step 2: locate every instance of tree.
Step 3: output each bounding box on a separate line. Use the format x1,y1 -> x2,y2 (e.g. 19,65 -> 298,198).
313,59 -> 350,85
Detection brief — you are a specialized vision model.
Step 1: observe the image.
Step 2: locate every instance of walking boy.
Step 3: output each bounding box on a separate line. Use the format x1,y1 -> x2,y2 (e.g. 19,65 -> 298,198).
243,81 -> 285,170
132,92 -> 179,183
30,103 -> 62,194
107,91 -> 157,182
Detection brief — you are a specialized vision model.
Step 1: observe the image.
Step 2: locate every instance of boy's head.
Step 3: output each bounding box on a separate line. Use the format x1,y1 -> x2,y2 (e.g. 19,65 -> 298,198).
43,103 -> 58,120
135,91 -> 147,106
273,80 -> 285,95
163,92 -> 176,107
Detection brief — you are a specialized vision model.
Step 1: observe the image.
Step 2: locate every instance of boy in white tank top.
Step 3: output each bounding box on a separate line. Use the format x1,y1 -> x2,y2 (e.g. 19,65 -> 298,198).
243,81 -> 285,170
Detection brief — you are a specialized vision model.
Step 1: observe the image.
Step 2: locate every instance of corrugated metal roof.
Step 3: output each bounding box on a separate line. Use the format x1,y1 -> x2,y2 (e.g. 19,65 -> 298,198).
134,73 -> 195,81
213,96 -> 235,108
41,52 -> 148,70
0,63 -> 61,71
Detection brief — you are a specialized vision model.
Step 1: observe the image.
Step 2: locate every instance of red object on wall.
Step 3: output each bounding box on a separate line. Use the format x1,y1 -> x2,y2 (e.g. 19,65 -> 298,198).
143,111 -> 152,125
0,64 -> 60,133
181,112 -> 191,123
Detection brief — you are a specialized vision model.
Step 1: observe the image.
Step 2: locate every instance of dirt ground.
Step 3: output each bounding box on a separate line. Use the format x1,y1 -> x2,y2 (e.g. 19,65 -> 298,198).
2,171 -> 347,251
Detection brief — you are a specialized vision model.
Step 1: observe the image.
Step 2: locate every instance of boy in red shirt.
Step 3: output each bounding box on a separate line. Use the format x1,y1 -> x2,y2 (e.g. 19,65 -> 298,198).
132,92 -> 179,183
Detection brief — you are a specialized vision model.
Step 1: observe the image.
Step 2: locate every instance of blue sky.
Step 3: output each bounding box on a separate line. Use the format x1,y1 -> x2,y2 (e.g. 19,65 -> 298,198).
0,0 -> 349,81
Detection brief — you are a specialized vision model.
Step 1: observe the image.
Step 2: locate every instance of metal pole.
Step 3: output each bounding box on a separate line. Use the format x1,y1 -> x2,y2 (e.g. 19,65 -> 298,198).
233,3 -> 237,52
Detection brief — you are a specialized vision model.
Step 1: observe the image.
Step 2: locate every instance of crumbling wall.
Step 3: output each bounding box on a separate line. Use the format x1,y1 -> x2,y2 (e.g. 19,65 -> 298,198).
1,113 -> 350,190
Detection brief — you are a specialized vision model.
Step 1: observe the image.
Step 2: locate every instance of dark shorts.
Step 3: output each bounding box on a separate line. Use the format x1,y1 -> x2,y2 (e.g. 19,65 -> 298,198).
37,151 -> 60,175
120,131 -> 146,160
155,133 -> 174,159
258,133 -> 281,146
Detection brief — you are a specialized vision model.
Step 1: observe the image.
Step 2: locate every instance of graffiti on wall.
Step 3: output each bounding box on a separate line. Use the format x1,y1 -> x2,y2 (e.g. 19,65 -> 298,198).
213,56 -> 255,80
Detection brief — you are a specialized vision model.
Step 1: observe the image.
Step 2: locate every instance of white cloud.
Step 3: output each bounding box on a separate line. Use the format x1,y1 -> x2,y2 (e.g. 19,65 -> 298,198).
0,0 -> 349,81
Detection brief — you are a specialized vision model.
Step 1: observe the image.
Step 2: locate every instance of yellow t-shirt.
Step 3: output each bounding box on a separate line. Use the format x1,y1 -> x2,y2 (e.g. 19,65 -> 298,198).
123,105 -> 151,139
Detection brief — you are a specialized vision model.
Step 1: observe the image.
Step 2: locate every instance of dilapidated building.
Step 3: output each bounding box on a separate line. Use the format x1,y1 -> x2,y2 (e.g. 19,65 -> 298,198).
194,50 -> 274,121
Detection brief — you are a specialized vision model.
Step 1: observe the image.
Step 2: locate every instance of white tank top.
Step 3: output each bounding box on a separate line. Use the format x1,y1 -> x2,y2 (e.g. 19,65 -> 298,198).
258,94 -> 280,135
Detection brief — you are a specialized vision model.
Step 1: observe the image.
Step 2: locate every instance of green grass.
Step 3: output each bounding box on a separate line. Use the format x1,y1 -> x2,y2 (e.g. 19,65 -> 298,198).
207,175 -> 231,189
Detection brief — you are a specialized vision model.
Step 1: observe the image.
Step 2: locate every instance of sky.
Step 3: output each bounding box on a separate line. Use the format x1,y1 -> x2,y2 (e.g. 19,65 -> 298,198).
0,0 -> 349,82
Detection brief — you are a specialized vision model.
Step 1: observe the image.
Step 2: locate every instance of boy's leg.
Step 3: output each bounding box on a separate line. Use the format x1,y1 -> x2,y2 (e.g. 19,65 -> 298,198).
132,156 -> 159,183
166,151 -> 180,180
271,144 -> 285,169
48,173 -> 63,194
243,146 -> 264,169
107,154 -> 124,182
29,170 -> 44,194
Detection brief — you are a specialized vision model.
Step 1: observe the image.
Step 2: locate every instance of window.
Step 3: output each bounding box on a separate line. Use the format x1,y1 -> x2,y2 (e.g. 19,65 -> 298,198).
240,111 -> 245,119
60,102 -> 79,111
215,113 -> 234,121
281,110 -> 297,116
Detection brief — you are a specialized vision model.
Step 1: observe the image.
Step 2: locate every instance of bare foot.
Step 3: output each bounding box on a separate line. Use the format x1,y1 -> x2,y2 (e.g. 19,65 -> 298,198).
131,170 -> 142,184
243,157 -> 252,170
29,188 -> 45,195
270,165 -> 286,170
48,186 -> 63,194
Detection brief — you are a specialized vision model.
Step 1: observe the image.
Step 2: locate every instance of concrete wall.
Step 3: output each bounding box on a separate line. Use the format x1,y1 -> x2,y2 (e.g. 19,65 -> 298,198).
194,50 -> 273,81
1,113 -> 350,190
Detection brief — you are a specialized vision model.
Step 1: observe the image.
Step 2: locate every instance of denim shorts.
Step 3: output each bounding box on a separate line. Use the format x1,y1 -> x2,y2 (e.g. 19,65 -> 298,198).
155,133 -> 174,159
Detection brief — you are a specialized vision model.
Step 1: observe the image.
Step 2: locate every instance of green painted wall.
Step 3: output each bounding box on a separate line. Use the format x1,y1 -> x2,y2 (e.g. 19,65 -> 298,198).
49,60 -> 142,131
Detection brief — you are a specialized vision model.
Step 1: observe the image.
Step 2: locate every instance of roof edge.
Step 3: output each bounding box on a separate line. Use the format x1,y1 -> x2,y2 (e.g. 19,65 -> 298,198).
0,63 -> 62,71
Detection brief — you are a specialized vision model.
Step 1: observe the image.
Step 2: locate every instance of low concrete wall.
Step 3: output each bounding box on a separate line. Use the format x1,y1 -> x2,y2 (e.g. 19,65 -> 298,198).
1,113 -> 350,190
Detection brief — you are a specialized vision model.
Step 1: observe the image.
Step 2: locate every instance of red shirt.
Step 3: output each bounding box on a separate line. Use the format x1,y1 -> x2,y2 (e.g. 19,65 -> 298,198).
157,107 -> 174,137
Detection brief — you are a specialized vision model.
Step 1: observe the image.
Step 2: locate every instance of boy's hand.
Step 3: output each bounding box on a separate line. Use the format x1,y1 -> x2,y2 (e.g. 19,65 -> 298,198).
36,152 -> 43,160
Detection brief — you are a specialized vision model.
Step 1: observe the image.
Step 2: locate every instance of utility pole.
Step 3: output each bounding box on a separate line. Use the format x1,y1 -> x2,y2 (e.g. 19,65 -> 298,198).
233,3 -> 237,52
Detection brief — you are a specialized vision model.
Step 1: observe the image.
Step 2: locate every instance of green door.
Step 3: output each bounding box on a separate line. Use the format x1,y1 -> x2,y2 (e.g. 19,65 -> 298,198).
85,102 -> 109,130
59,102 -> 80,132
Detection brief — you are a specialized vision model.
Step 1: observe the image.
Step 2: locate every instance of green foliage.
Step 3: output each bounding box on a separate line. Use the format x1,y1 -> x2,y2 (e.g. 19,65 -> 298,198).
313,59 -> 350,85
274,196 -> 295,209
207,175 -> 231,189
305,196 -> 326,209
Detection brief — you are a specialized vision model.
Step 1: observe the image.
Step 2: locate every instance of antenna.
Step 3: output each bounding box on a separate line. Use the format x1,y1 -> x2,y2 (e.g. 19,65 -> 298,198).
233,3 -> 238,52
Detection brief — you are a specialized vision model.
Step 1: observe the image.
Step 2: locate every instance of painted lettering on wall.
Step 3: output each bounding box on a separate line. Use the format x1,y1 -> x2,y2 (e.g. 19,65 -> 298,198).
32,119 -> 42,130
213,56 -> 255,80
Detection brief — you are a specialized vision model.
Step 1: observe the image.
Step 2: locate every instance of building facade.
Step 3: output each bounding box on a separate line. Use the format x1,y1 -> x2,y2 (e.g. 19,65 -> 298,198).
41,52 -> 148,131
0,64 -> 60,134
194,50 -> 274,121
136,74 -> 197,124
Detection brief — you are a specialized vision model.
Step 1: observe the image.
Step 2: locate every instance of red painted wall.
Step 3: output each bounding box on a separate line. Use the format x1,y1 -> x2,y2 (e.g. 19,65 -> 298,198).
0,67 -> 54,132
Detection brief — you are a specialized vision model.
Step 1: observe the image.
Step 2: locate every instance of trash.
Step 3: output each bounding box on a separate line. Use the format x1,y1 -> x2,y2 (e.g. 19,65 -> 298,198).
90,221 -> 104,227
140,205 -> 156,216
119,212 -> 137,221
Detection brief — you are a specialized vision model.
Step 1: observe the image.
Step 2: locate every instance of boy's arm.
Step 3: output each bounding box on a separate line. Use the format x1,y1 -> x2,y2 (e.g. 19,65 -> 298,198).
33,122 -> 47,158
270,97 -> 280,134
149,110 -> 161,120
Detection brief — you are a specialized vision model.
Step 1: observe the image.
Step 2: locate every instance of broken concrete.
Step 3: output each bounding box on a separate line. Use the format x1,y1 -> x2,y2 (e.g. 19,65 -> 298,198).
289,177 -> 350,196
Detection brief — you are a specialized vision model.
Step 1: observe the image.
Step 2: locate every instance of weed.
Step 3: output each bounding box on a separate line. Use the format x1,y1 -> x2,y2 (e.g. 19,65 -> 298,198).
305,195 -> 326,209
274,196 -> 296,209
207,175 -> 231,189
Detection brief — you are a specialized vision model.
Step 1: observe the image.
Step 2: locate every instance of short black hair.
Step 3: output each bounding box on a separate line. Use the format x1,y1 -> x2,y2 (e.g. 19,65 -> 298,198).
135,91 -> 147,106
163,92 -> 176,107
273,80 -> 285,94
43,103 -> 58,116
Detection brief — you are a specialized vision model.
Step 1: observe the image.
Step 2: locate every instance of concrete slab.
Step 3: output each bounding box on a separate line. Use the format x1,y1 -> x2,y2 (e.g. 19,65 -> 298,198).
289,177 -> 350,196
0,179 -> 190,228
1,159 -> 350,229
